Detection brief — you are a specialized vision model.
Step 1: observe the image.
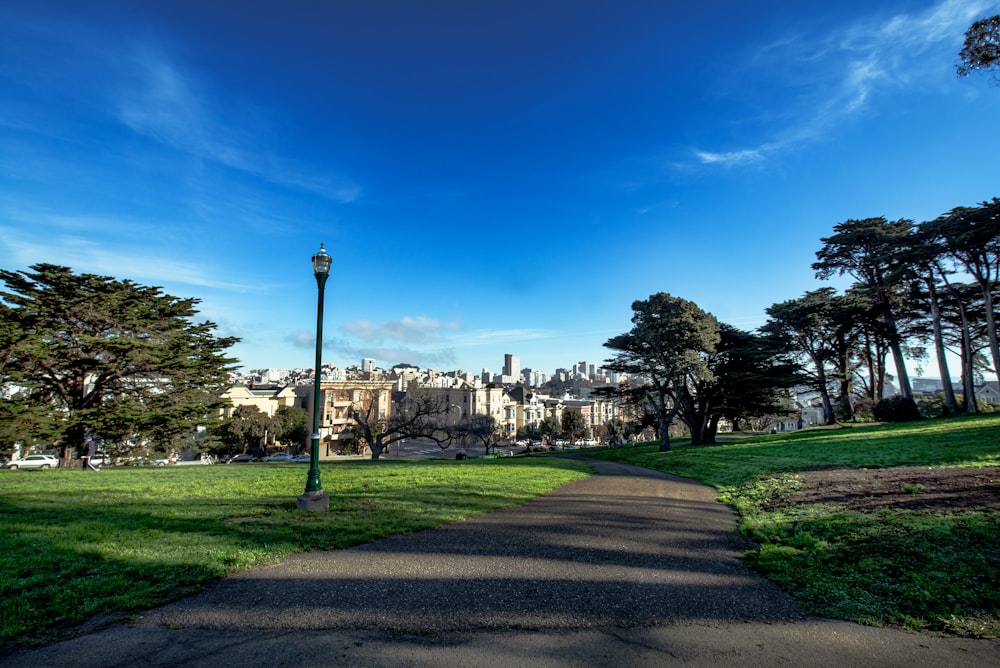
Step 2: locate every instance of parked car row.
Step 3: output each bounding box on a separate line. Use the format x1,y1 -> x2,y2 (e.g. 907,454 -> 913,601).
513,439 -> 599,448
4,452 -> 311,469
226,453 -> 310,464
3,453 -> 176,469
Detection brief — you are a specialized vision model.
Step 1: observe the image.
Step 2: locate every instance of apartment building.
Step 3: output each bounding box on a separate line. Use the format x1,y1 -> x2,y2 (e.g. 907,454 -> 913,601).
411,381 -> 517,437
220,384 -> 300,418
299,380 -> 395,458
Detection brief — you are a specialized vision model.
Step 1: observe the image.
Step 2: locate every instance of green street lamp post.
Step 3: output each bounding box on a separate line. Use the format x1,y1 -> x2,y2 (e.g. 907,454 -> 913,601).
298,243 -> 331,512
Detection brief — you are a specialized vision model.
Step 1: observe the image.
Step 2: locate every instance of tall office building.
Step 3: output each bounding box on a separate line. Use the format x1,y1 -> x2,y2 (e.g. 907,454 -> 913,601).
362,358 -> 376,373
503,354 -> 520,379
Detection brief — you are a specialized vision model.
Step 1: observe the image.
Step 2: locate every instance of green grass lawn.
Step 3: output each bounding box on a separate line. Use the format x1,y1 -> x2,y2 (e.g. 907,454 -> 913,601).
4,416 -> 998,649
0,457 -> 590,648
588,413 -> 1000,637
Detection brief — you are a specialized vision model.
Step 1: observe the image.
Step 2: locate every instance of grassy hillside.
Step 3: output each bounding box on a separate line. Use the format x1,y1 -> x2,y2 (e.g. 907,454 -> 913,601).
589,413 -> 1000,636
0,457 -> 589,648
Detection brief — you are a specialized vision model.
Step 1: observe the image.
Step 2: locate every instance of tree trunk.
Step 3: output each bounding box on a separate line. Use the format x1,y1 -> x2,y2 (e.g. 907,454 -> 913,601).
859,331 -> 879,401
925,275 -> 958,416
874,342 -> 887,400
705,415 -> 720,444
835,375 -> 854,421
876,277 -> 913,399
835,336 -> 858,420
658,410 -> 672,452
888,341 -> 912,399
695,402 -> 712,444
811,359 -> 837,425
959,310 -> 979,415
980,282 -> 1000,385
938,267 -> 978,415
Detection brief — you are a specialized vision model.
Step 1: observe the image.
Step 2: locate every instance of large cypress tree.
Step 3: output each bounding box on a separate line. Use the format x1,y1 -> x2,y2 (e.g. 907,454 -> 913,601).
813,217 -> 916,400
0,264 -> 239,459
925,199 -> 1000,387
603,293 -> 720,451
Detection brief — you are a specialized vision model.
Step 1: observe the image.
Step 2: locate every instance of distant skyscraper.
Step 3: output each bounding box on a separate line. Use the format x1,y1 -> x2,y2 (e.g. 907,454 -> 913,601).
362,358 -> 376,372
504,354 -> 520,379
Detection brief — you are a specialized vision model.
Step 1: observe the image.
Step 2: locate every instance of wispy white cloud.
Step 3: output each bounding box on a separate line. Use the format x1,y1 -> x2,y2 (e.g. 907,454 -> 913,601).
351,346 -> 457,369
460,328 -> 556,345
0,216 -> 252,291
323,323 -> 576,369
294,332 -> 458,369
287,331 -> 317,349
841,0 -> 989,53
115,47 -> 360,203
695,148 -> 766,167
694,0 -> 997,167
340,316 -> 461,344
0,13 -> 361,203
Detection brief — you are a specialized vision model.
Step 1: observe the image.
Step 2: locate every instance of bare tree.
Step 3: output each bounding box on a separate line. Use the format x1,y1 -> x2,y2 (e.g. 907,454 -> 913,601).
349,388 -> 456,460
456,414 -> 504,455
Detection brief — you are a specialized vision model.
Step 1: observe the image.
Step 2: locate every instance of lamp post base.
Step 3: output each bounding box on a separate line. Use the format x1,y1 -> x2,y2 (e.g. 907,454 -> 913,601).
297,491 -> 330,513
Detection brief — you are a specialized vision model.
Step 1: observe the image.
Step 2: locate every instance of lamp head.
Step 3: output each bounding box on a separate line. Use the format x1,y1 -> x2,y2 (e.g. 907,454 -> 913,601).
312,243 -> 332,276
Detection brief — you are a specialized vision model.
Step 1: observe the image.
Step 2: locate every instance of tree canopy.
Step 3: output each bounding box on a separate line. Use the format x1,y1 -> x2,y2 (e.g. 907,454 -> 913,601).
604,293 -> 719,450
216,405 -> 272,455
0,264 -> 239,458
958,14 -> 1000,79
763,288 -> 863,424
813,217 -> 917,400
274,405 -> 310,450
606,295 -> 812,445
560,408 -> 588,440
923,199 -> 1000,385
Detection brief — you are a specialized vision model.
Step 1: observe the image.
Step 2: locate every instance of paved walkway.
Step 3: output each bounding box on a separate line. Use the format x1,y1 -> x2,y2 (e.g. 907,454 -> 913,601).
3,459 -> 997,667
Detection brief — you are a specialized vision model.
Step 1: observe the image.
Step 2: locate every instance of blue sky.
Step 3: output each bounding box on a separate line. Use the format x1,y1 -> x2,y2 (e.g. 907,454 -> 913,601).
2,0 -> 999,377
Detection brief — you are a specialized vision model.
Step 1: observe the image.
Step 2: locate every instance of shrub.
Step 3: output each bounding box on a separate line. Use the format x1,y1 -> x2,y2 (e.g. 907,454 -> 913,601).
917,395 -> 947,419
873,396 -> 922,423
851,396 -> 876,422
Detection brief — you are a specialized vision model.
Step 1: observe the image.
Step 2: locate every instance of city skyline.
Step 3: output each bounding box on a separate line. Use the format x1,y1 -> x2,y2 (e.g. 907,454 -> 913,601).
2,1 -> 999,377
239,354 -> 612,383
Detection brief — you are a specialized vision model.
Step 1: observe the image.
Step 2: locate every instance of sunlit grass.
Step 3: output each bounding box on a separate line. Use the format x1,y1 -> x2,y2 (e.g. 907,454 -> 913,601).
588,413 -> 1000,637
0,457 -> 589,647
747,506 -> 1000,636
593,414 -> 1000,488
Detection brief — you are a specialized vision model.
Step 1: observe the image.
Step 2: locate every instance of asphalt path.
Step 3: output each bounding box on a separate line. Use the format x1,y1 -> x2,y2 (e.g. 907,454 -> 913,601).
3,458 -> 997,667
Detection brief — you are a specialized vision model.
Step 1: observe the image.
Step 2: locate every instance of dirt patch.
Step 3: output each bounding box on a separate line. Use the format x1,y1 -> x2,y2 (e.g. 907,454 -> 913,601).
768,466 -> 1000,513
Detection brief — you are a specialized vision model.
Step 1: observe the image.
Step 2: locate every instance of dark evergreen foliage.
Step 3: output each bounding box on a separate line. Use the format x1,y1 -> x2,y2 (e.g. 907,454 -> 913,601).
0,264 -> 239,458
958,15 -> 1000,79
605,293 -> 797,448
873,396 -> 922,423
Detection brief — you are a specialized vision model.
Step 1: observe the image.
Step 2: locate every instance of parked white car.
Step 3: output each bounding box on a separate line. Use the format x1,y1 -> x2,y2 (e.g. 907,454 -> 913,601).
5,454 -> 60,470
262,453 -> 293,462
291,454 -> 311,462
